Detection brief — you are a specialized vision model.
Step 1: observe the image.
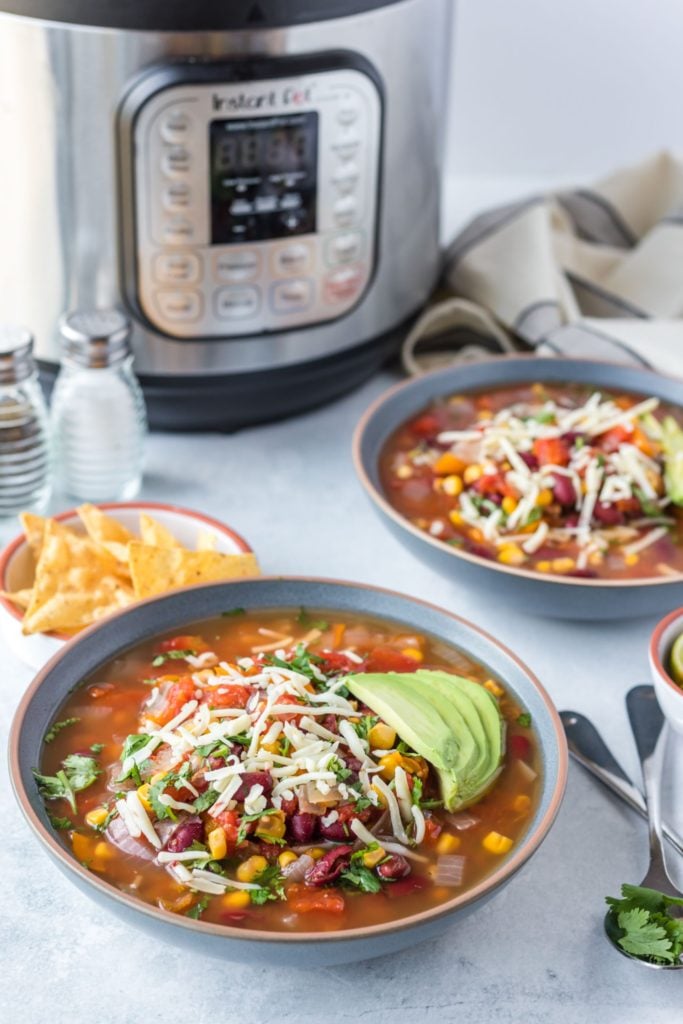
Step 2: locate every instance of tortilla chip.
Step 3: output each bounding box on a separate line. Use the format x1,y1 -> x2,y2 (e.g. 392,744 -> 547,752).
22,519 -> 134,634
1,587 -> 33,610
20,512 -> 47,560
78,503 -> 135,547
196,529 -> 218,551
139,512 -> 181,549
128,543 -> 259,600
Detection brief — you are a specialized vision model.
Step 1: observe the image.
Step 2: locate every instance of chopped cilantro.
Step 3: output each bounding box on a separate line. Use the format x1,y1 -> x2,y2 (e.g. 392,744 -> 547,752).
522,506 -> 543,526
341,863 -> 382,893
411,776 -> 423,806
517,712 -> 532,728
267,643 -> 323,681
280,737 -> 291,757
633,485 -> 661,518
297,606 -> 329,630
48,815 -> 72,830
33,752 -> 101,815
151,648 -> 197,667
354,715 -> 379,741
327,755 -> 352,782
193,788 -> 219,813
44,717 -> 80,744
605,884 -> 683,964
533,410 -> 556,424
116,733 -> 154,784
148,778 -> 177,821
236,808 -> 279,845
249,864 -> 285,904
596,453 -> 606,468
89,742 -> 105,754
185,895 -> 211,919
221,607 -> 246,617
195,739 -> 223,758
94,807 -> 117,833
574,436 -> 586,449
353,795 -> 374,812
62,754 -> 101,792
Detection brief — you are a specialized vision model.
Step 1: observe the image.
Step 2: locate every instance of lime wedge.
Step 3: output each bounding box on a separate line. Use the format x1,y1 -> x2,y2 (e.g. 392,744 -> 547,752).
669,633 -> 683,687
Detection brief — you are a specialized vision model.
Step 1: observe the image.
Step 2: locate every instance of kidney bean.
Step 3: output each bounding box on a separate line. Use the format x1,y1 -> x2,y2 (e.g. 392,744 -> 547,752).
561,431 -> 586,447
207,756 -> 226,771
289,813 -> 319,844
566,568 -> 598,579
190,770 -> 209,794
519,451 -> 539,471
304,845 -> 354,887
593,501 -> 623,526
377,854 -> 411,881
165,816 -> 204,853
233,772 -> 273,802
552,475 -> 576,507
564,513 -> 579,528
319,818 -> 351,842
466,543 -> 494,561
384,875 -> 425,899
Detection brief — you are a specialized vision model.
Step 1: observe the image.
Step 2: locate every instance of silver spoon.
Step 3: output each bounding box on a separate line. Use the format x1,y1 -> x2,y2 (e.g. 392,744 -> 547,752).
603,686 -> 683,970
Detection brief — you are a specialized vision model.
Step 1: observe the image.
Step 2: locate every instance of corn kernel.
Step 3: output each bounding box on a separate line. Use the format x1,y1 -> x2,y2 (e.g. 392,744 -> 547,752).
482,830 -> 514,855
259,739 -> 281,755
396,464 -> 413,479
624,553 -> 639,566
362,846 -> 386,868
484,678 -> 504,698
71,832 -> 96,862
433,452 -> 466,476
278,850 -> 298,869
469,527 -> 484,543
378,751 -> 403,780
513,794 -> 531,813
208,826 -> 227,861
137,783 -> 152,814
501,496 -> 517,515
368,722 -> 397,749
255,809 -> 286,841
85,806 -> 108,829
537,488 -> 553,507
150,771 -> 167,785
436,832 -> 461,855
223,890 -> 251,910
401,647 -> 424,663
93,841 -> 114,861
448,510 -> 464,527
236,855 -> 268,882
308,847 -> 326,860
442,474 -> 463,497
498,543 -> 526,566
551,557 -> 575,573
463,464 -> 483,484
477,409 -> 493,421
588,552 -> 604,566
535,560 -> 552,572
371,785 -> 387,808
401,754 -> 429,779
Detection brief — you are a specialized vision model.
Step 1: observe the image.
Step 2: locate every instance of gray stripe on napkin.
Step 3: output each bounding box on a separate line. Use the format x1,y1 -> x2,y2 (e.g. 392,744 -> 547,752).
557,189 -> 638,248
514,300 -> 564,342
445,196 -> 542,273
538,323 -> 652,367
566,272 -> 648,319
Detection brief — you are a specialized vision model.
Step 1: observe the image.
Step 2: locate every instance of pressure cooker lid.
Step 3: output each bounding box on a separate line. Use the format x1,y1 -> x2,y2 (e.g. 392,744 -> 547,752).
0,0 -> 403,32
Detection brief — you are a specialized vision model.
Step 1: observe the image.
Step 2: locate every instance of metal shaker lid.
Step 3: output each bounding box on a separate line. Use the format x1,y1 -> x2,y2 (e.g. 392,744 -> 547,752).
0,325 -> 35,384
58,309 -> 131,368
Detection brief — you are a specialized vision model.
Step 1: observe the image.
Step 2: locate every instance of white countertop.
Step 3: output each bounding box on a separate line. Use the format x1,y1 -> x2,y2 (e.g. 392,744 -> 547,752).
2,366 -> 683,1024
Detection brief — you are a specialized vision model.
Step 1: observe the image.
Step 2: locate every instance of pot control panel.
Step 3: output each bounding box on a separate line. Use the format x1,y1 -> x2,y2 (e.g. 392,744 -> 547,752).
120,60 -> 382,339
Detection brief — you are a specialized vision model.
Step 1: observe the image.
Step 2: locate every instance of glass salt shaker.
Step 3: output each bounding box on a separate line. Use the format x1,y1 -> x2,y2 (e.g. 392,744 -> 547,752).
50,309 -> 147,501
0,325 -> 51,517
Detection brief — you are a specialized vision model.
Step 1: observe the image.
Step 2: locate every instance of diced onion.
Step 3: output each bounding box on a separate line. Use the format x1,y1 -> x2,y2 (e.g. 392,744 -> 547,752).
434,854 -> 466,886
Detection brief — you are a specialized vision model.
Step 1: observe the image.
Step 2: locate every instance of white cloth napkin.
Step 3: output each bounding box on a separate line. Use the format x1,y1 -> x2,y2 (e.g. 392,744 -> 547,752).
403,152 -> 683,375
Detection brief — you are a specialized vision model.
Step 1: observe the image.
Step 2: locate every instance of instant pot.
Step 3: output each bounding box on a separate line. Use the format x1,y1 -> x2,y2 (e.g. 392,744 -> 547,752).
0,1 -> 452,430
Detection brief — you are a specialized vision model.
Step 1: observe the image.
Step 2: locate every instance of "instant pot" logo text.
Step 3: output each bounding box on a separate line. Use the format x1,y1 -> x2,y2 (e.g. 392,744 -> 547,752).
212,85 -> 312,112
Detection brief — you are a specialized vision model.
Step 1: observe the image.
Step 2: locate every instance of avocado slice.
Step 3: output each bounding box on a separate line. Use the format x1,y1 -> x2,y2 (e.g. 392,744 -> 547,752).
346,670 -> 505,811
661,416 -> 683,506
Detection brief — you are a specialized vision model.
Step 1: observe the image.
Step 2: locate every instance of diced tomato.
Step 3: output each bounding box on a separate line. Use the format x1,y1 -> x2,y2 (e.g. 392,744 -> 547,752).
532,437 -> 570,467
423,816 -> 443,842
509,734 -> 532,760
409,413 -> 441,439
365,646 -> 421,673
148,676 -> 197,726
221,912 -> 250,925
384,876 -> 428,899
596,424 -> 632,453
616,496 -> 641,516
472,472 -> 517,499
157,634 -> 209,654
206,684 -> 253,709
317,651 -> 362,675
274,693 -> 306,723
209,808 -> 239,852
280,796 -> 298,817
286,884 -> 346,914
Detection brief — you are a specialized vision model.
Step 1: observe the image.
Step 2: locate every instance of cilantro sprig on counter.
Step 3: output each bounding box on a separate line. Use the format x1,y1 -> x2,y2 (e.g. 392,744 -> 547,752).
605,884 -> 683,964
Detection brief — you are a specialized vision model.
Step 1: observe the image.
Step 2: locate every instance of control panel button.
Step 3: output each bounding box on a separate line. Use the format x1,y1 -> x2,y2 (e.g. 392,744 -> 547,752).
162,182 -> 192,212
214,286 -> 261,320
153,252 -> 201,285
214,249 -> 260,282
157,290 -> 202,322
326,232 -> 364,266
332,136 -> 361,160
332,164 -> 359,195
271,279 -> 313,313
337,104 -> 360,126
160,109 -> 192,145
161,217 -> 195,245
324,266 -> 365,305
333,196 -> 358,227
161,146 -> 191,178
274,243 -> 312,276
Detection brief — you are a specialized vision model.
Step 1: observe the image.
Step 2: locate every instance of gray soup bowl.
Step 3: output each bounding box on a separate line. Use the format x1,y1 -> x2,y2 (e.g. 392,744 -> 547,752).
354,357 -> 683,620
10,577 -> 567,967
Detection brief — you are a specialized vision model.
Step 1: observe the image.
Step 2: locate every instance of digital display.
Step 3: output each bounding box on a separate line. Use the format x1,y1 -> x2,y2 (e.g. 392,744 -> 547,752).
210,112 -> 318,245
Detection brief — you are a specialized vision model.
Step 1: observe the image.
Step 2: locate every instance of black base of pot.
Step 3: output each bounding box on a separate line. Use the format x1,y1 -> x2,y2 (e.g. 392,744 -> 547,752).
38,323 -> 403,433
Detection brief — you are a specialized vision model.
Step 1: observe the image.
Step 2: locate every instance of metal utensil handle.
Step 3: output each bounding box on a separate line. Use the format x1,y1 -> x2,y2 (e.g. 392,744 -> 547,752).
626,686 -> 671,891
561,709 -> 683,858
